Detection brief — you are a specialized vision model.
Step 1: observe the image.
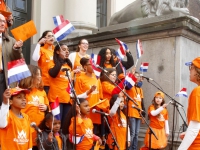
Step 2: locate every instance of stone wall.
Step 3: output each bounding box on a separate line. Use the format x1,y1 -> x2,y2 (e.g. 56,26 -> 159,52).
189,0 -> 200,21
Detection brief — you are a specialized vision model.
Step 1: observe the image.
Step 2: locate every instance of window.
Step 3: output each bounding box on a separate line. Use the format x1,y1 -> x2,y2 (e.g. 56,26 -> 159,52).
97,0 -> 107,28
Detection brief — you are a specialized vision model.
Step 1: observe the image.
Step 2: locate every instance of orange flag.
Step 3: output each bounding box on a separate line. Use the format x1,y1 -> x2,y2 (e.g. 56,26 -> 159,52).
11,20 -> 37,41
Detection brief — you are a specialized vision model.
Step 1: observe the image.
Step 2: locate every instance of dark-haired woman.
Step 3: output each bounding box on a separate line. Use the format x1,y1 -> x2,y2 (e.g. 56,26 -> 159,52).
32,30 -> 55,94
98,47 -> 134,80
48,43 -> 72,125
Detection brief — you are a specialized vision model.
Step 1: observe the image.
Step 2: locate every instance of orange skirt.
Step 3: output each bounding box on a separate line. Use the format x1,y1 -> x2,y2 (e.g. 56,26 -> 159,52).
144,127 -> 167,149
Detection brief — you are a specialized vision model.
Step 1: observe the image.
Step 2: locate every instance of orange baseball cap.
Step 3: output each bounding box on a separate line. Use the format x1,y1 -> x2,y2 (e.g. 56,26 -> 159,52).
185,57 -> 200,68
10,87 -> 29,96
154,91 -> 164,99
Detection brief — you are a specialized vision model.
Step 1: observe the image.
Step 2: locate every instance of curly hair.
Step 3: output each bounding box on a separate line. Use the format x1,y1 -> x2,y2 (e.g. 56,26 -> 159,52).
98,47 -> 116,68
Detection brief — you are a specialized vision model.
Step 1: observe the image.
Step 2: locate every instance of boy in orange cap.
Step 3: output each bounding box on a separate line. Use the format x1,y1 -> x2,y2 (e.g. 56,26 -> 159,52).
0,87 -> 33,150
178,57 -> 200,149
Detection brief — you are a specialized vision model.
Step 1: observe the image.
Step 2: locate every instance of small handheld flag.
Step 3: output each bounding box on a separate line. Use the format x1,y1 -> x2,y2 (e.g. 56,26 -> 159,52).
116,48 -> 125,60
136,39 -> 143,59
90,59 -> 102,79
53,15 -> 65,26
69,134 -> 84,144
91,53 -> 101,66
50,97 -> 60,120
52,20 -> 75,41
7,58 -> 31,85
176,88 -> 188,98
115,38 -> 128,52
124,73 -> 137,89
140,63 -> 149,72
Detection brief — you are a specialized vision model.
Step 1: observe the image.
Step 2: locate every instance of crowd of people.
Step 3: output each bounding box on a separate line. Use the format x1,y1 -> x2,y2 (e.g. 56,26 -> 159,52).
0,9 -> 200,150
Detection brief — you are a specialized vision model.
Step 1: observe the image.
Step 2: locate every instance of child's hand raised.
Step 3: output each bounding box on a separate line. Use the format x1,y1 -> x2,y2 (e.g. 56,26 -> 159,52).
3,89 -> 11,104
48,132 -> 53,142
162,103 -> 168,108
87,85 -> 97,95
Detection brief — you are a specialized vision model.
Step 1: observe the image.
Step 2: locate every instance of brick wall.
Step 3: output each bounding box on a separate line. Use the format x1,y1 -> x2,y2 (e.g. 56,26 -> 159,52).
188,0 -> 200,21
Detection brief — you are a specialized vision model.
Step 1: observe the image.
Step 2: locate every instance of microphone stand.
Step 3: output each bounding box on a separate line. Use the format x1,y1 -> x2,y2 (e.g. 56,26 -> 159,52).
102,71 -> 141,149
64,70 -> 80,150
37,132 -> 45,150
138,111 -> 158,150
103,115 -> 120,150
145,79 -> 187,150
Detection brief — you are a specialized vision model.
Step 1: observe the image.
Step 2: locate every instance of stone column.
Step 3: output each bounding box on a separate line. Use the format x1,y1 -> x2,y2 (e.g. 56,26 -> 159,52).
64,0 -> 97,38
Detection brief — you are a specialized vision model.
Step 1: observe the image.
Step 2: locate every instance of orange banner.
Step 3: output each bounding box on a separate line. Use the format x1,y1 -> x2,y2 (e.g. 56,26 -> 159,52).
11,20 -> 37,41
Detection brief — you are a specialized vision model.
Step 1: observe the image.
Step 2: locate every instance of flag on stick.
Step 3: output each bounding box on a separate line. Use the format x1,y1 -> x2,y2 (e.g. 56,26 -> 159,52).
136,39 -> 143,59
176,88 -> 188,98
53,15 -> 65,26
124,73 -> 137,89
140,63 -> 149,72
50,97 -> 60,120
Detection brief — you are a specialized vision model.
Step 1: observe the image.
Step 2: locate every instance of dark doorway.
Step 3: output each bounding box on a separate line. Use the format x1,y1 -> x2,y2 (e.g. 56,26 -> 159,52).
6,0 -> 32,63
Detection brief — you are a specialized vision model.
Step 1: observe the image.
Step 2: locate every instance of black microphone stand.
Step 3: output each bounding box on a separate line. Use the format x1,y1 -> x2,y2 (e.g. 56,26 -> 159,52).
145,79 -> 187,150
64,69 -> 80,150
37,132 -> 45,150
103,115 -> 120,150
138,111 -> 158,150
102,71 -> 141,149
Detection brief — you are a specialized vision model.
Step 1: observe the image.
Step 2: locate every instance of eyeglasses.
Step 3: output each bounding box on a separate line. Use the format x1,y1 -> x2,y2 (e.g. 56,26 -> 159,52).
81,43 -> 89,45
110,74 -> 117,77
45,35 -> 54,38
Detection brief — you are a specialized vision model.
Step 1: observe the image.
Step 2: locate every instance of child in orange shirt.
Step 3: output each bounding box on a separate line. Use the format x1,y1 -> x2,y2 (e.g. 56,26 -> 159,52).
48,43 -> 72,126
0,87 -> 32,150
65,98 -> 102,150
144,91 -> 169,149
19,65 -> 49,150
107,94 -> 130,150
37,112 -> 67,150
178,57 -> 200,150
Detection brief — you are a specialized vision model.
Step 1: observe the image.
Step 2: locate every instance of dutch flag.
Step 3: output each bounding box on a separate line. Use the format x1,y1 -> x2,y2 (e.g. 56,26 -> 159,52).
69,134 -> 84,144
176,88 -> 188,98
116,48 -> 126,60
7,59 -> 31,85
52,20 -> 75,41
91,53 -> 101,66
115,38 -> 128,52
140,63 -> 149,72
53,15 -> 65,26
136,39 -> 143,59
50,97 -> 60,120
124,73 -> 137,89
90,59 -> 102,79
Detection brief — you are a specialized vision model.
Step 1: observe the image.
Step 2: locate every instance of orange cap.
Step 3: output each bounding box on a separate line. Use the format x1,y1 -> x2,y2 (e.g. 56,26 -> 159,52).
185,57 -> 200,68
10,87 -> 29,96
154,91 -> 164,99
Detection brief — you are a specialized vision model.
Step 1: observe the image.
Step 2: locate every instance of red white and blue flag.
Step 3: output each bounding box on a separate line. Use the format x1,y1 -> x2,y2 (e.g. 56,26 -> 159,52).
52,20 -> 75,41
53,15 -> 65,26
115,38 -> 128,52
124,73 -> 137,89
136,39 -> 143,59
7,59 -> 31,85
91,53 -> 101,66
176,88 -> 188,98
66,82 -> 72,94
90,59 -> 102,79
116,48 -> 126,60
50,97 -> 60,120
140,63 -> 149,72
69,134 -> 84,144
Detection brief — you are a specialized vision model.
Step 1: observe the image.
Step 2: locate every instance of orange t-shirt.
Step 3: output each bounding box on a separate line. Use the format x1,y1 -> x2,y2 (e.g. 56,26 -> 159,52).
48,61 -> 71,103
55,134 -> 62,150
0,110 -> 32,150
0,0 -> 6,11
21,88 -> 49,146
148,105 -> 168,129
38,44 -> 54,86
101,81 -> 115,101
107,111 -> 127,150
69,117 -> 94,150
187,86 -> 200,149
75,73 -> 103,124
104,63 -> 113,68
126,86 -> 143,118
73,52 -> 90,70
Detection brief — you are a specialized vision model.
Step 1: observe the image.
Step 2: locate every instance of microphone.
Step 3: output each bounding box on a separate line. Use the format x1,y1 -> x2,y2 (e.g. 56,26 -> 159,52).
62,68 -> 70,72
140,75 -> 153,81
94,64 -> 108,73
30,122 -> 42,134
92,109 -> 109,116
132,105 -> 144,112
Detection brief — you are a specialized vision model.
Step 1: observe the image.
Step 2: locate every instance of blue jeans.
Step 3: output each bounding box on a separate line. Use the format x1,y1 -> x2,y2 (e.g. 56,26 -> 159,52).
59,103 -> 71,127
129,117 -> 141,150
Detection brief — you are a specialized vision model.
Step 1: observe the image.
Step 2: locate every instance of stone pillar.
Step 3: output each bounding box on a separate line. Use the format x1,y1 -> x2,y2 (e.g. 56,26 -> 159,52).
64,0 -> 97,38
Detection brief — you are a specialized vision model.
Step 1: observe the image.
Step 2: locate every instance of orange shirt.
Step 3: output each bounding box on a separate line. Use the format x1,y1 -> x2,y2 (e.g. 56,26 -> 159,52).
48,61 -> 71,103
187,86 -> 200,149
126,86 -> 143,118
148,105 -> 168,129
0,0 -> 6,11
21,88 -> 49,146
69,117 -> 94,150
75,73 -> 103,124
101,81 -> 115,101
38,44 -> 54,86
73,52 -> 90,70
104,63 -> 113,68
0,110 -> 32,150
107,111 -> 127,150
55,134 -> 62,150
